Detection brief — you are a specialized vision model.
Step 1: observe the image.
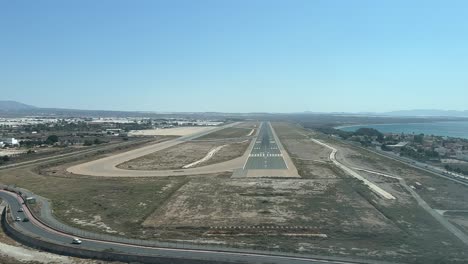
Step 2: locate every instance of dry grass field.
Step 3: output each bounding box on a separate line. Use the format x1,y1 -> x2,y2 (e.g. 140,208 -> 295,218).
117,140 -> 249,170
196,127 -> 252,140
143,177 -> 397,232
128,126 -> 214,136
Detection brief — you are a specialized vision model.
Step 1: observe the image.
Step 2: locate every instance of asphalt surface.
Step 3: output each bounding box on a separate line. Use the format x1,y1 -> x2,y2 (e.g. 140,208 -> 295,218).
244,122 -> 288,170
1,190 -> 372,264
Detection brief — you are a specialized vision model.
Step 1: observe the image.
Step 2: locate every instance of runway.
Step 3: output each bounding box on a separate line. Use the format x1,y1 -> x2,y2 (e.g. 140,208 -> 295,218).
234,122 -> 299,178
244,122 -> 288,170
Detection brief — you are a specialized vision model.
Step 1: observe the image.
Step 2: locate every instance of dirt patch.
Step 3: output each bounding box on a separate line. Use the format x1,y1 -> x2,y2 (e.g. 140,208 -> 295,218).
234,122 -> 259,129
137,176 -> 468,262
271,122 -> 310,140
143,177 -> 397,234
196,127 -> 252,140
445,213 -> 468,236
199,141 -> 249,167
129,126 -> 214,136
281,138 -> 331,161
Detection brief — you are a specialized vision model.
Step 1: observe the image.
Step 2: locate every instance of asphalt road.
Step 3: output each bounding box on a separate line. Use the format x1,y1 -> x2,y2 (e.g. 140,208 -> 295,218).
1,190 -> 374,264
244,122 -> 288,170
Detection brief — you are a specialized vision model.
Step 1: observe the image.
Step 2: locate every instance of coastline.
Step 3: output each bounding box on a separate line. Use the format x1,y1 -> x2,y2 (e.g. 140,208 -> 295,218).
334,121 -> 468,140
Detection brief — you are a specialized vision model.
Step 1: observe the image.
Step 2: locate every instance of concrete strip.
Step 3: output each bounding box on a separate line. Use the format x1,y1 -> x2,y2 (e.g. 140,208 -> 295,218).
182,145 -> 227,169
310,138 -> 395,200
353,168 -> 402,180
400,180 -> 468,247
239,122 -> 299,178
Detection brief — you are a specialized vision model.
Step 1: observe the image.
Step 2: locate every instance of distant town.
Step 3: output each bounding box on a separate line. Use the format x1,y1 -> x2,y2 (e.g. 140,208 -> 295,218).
0,117 -> 224,165
320,127 -> 468,177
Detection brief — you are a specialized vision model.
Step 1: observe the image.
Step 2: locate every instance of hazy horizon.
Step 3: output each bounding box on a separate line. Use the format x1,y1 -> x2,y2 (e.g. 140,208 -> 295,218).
2,1 -> 468,112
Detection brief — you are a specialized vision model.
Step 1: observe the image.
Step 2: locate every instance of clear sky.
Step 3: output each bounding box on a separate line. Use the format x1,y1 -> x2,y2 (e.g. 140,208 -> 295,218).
1,0 -> 467,113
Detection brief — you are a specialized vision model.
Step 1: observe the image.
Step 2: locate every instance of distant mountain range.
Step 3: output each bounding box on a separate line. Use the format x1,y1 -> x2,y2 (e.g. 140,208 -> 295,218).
1,100 -> 468,118
0,100 -> 37,111
382,109 -> 468,117
300,109 -> 468,117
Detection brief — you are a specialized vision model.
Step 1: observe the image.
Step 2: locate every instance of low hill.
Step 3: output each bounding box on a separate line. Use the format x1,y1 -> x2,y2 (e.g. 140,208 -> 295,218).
384,109 -> 468,117
0,100 -> 37,111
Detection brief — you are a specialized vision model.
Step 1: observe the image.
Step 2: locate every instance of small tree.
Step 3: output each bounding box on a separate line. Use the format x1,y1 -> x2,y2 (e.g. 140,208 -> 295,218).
414,134 -> 424,144
45,135 -> 59,145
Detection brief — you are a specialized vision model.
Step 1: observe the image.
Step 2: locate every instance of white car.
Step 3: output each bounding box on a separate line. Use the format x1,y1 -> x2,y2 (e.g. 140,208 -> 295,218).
72,238 -> 82,244
15,216 -> 21,221
18,208 -> 23,212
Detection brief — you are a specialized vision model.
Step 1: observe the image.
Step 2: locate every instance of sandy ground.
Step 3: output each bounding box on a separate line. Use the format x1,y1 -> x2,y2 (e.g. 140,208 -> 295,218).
142,177 -> 397,235
0,149 -> 27,156
234,122 -> 259,129
280,138 -> 331,162
183,145 -> 226,168
196,127 -> 253,140
129,126 -> 214,136
446,213 -> 468,236
0,242 -> 76,264
184,141 -> 250,168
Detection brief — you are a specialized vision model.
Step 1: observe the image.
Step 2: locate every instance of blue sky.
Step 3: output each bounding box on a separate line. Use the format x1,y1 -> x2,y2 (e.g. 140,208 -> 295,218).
1,0 -> 468,113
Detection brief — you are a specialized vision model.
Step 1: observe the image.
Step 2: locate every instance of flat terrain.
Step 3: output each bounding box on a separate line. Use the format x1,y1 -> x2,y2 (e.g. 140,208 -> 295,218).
128,126 -> 214,136
143,177 -> 395,231
445,212 -> 468,236
118,140 -> 249,170
196,127 -> 253,140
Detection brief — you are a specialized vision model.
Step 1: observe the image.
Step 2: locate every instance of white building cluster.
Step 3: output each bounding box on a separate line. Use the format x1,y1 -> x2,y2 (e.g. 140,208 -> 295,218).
0,138 -> 19,147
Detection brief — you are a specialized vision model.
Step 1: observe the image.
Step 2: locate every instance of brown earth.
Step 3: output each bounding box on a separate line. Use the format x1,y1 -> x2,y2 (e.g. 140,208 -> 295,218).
143,177 -> 398,233
196,127 -> 252,140
117,140 -> 249,170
